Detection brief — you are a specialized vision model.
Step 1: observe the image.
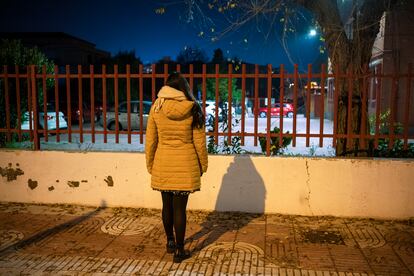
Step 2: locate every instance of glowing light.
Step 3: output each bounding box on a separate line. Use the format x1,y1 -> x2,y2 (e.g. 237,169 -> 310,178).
309,29 -> 317,36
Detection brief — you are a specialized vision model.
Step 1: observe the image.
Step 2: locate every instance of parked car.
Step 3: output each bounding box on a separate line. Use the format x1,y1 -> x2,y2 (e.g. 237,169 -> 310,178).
94,100 -> 103,122
199,101 -> 237,126
200,101 -> 223,126
100,101 -> 152,130
21,103 -> 68,131
258,103 -> 294,118
41,101 -> 101,125
65,102 -> 99,124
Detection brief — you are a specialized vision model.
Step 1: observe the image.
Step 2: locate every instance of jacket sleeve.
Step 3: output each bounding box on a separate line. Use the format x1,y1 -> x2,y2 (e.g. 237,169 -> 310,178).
193,125 -> 208,173
145,107 -> 158,174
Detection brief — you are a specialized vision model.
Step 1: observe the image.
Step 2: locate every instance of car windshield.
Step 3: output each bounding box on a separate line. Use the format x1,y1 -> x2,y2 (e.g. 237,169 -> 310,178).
142,103 -> 151,114
127,102 -> 151,114
119,103 -> 128,113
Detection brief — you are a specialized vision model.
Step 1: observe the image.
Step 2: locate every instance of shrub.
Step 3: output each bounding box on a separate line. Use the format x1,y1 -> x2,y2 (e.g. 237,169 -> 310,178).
207,110 -> 243,154
368,109 -> 414,158
0,39 -> 54,147
258,126 -> 292,155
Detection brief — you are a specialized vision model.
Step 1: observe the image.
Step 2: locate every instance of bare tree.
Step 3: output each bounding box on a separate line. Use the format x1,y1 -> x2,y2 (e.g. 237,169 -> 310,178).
167,0 -> 406,156
177,46 -> 209,64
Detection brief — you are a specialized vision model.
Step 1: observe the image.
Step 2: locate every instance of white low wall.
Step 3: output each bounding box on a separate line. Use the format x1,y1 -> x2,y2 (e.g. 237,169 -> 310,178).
0,150 -> 413,219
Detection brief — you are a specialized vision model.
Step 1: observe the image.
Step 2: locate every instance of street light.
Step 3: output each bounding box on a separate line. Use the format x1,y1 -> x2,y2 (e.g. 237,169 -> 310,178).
309,29 -> 317,37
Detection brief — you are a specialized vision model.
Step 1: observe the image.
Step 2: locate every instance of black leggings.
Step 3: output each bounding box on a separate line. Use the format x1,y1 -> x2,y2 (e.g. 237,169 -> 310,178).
161,192 -> 189,248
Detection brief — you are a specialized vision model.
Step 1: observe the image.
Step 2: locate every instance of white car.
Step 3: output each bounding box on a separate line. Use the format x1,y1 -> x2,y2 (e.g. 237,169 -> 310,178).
199,101 -> 238,126
21,104 -> 68,131
199,101 -> 223,126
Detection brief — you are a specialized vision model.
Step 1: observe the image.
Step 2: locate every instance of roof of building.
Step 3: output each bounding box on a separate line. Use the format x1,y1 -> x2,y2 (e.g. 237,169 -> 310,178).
0,32 -> 96,47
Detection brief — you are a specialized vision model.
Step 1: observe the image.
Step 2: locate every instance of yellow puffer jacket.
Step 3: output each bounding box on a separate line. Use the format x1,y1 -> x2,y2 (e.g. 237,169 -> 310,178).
145,86 -> 208,192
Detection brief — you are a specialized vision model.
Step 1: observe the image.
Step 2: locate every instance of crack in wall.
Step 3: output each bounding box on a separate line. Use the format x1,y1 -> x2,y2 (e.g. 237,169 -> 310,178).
305,160 -> 314,215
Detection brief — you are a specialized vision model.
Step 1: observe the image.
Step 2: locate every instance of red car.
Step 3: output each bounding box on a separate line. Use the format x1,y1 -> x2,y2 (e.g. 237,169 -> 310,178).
258,103 -> 294,118
71,102 -> 103,124
52,101 -> 102,124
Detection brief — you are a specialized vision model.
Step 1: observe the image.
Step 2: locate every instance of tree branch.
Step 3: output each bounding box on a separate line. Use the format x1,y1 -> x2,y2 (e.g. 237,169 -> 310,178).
301,0 -> 350,70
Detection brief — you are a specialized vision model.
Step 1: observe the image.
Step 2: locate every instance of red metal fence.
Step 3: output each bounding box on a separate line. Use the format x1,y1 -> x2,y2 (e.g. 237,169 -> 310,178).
0,63 -> 413,156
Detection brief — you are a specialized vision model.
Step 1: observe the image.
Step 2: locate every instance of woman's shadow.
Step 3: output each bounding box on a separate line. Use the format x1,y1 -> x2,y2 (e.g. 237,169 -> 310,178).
187,155 -> 266,252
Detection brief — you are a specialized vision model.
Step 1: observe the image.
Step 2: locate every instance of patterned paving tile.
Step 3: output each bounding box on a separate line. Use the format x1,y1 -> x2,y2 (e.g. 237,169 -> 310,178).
0,230 -> 24,251
100,216 -> 161,236
0,203 -> 412,275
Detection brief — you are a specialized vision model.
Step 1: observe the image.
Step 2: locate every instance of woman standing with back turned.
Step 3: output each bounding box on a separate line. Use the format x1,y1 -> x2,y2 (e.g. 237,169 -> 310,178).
145,72 -> 208,263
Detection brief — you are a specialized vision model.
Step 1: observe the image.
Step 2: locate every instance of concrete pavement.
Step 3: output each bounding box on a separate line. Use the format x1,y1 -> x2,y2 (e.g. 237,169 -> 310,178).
0,202 -> 413,275
15,117 -> 337,156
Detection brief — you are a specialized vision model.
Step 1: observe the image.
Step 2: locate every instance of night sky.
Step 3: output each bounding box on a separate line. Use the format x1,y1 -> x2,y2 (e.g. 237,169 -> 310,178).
0,0 -> 325,70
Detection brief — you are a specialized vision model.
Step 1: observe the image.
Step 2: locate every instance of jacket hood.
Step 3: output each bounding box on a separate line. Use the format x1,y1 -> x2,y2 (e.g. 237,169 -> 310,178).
155,85 -> 194,120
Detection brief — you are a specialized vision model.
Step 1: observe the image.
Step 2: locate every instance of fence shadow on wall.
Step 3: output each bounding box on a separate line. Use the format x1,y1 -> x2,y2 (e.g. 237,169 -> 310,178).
186,155 -> 266,252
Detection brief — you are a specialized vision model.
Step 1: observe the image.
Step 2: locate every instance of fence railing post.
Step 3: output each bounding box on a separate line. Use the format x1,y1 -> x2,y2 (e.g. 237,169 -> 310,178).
333,64 -> 339,149
253,64 -> 259,147
54,65 -> 60,143
42,65 -> 48,141
90,65 -> 95,144
306,64 -> 312,147
403,63 -> 412,150
15,65 -> 22,142
266,64 -> 272,156
26,65 -> 33,143
66,65 -> 72,143
241,64 -> 246,146
319,64 -> 326,147
3,66 -> 11,143
346,66 -> 353,149
215,64 -> 219,145
31,65 -> 40,150
293,64 -> 298,147
279,64 -> 284,147
227,63 -> 233,144
3,62 -> 412,155
114,64 -> 119,144
139,64 -> 144,144
126,64 -> 131,144
360,64 -> 368,150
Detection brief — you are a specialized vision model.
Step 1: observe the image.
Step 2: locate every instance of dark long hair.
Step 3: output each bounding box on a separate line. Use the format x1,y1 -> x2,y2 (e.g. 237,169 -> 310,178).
166,72 -> 204,129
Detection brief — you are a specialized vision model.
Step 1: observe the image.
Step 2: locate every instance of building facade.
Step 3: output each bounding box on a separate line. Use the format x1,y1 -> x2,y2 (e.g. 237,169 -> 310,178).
370,3 -> 414,135
0,32 -> 110,66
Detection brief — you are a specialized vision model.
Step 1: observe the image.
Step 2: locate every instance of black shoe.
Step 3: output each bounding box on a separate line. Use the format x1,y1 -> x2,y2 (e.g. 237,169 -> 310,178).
166,239 -> 176,254
173,247 -> 191,263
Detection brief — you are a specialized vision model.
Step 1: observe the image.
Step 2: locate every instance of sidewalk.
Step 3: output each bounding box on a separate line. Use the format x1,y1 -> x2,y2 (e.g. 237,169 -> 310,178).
0,202 -> 412,275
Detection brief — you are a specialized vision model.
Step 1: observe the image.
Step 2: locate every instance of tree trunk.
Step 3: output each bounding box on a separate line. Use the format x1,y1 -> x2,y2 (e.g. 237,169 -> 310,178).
334,67 -> 366,156
304,0 -> 391,156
